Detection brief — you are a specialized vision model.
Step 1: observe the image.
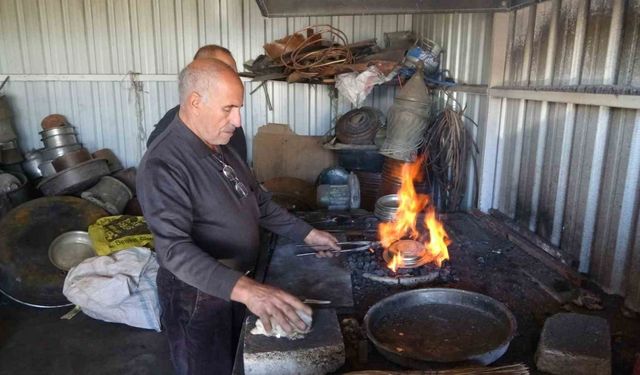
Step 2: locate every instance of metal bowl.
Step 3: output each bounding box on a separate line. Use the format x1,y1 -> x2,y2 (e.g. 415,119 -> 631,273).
48,231 -> 96,271
364,288 -> 517,368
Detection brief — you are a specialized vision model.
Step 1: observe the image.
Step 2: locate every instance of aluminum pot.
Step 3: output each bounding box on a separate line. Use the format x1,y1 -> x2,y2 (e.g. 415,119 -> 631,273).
40,144 -> 82,161
39,125 -> 75,138
81,175 -> 133,214
40,126 -> 77,149
52,148 -> 91,172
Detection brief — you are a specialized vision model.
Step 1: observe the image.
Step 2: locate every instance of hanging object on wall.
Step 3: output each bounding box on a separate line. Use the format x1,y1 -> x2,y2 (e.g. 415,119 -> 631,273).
379,68 -> 432,162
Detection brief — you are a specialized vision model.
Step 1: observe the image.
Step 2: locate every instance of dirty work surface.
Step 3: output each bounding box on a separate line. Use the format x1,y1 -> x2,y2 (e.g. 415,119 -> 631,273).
244,308 -> 342,354
338,212 -> 640,374
0,299 -> 172,375
265,237 -> 354,309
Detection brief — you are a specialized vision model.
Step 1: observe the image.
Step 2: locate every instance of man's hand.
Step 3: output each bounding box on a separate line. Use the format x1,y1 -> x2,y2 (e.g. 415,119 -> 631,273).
230,276 -> 312,334
304,229 -> 340,257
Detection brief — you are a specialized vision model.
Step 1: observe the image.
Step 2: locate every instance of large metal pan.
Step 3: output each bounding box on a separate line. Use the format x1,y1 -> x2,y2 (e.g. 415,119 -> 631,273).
364,288 -> 517,368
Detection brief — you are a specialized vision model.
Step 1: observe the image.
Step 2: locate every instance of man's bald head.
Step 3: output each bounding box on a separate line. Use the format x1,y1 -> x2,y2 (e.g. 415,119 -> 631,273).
193,44 -> 237,72
178,58 -> 244,147
178,58 -> 241,107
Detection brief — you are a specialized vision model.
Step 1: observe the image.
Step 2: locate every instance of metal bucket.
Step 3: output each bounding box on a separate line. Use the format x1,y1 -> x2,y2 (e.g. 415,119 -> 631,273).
81,175 -> 133,214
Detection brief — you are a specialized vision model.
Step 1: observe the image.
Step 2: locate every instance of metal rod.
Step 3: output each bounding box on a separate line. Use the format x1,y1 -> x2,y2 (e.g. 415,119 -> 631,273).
296,247 -> 371,257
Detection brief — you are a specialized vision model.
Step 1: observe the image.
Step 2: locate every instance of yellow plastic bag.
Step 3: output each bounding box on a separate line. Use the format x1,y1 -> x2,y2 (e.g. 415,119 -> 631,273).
88,215 -> 154,256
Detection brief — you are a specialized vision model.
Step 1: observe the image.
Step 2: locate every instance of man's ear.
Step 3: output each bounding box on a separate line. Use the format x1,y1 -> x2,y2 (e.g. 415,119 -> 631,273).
188,92 -> 201,114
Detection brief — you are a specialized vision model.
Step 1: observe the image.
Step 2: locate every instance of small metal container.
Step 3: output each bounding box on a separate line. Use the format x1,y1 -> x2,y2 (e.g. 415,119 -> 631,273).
40,126 -> 77,149
48,231 -> 96,271
81,175 -> 133,214
52,148 -> 91,172
40,144 -> 82,161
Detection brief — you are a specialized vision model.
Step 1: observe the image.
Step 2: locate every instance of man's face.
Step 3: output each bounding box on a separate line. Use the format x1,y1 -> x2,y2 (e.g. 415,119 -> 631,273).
195,77 -> 244,146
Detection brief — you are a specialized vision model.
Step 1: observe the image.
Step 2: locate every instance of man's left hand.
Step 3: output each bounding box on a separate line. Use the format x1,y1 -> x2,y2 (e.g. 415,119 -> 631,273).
303,229 -> 340,257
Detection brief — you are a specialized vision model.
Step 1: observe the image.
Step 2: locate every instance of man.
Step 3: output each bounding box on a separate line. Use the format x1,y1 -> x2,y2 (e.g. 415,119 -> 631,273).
137,59 -> 339,375
147,45 -> 247,162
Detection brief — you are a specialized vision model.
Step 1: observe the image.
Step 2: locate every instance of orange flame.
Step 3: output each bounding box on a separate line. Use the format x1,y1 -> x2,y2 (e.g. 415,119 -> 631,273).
378,157 -> 450,271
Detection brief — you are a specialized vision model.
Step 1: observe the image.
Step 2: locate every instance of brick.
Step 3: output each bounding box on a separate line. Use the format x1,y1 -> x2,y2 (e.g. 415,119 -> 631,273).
535,313 -> 611,375
243,308 -> 345,375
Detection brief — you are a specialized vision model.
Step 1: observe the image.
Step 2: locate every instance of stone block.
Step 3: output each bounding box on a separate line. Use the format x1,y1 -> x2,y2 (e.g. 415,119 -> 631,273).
535,312 -> 611,375
243,308 -> 345,375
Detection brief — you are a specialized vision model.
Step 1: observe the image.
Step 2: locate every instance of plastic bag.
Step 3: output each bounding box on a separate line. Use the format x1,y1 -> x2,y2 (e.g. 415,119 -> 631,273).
63,247 -> 161,331
88,215 -> 154,256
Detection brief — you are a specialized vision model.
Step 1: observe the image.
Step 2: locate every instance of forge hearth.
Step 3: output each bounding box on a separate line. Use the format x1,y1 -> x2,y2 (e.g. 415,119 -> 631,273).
383,239 -> 428,268
347,241 -> 453,286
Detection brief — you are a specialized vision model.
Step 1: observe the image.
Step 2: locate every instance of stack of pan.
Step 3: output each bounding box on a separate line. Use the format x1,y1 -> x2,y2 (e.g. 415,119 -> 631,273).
374,194 -> 399,222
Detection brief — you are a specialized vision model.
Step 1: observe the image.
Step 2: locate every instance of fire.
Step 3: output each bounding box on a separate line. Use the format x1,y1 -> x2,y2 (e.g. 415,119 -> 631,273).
378,157 -> 450,271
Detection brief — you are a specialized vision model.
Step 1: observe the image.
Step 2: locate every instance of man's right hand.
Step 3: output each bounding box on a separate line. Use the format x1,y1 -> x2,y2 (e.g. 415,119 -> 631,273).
230,276 -> 312,334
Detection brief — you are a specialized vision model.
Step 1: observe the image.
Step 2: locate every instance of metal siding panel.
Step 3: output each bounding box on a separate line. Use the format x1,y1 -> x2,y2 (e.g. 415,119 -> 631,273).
618,0 -> 640,86
590,108 -> 636,292
536,102 -> 567,240
580,0 -> 613,85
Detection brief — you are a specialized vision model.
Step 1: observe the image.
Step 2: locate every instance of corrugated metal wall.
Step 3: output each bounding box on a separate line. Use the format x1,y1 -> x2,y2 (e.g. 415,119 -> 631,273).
489,0 -> 640,310
412,13 -> 493,209
0,0 -> 412,167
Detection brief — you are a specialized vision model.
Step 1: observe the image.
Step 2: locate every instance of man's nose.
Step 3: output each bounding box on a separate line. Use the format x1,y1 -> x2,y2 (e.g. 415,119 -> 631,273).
230,108 -> 242,128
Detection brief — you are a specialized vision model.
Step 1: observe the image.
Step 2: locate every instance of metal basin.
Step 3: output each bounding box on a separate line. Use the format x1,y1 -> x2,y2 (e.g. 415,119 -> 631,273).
364,288 -> 517,368
48,231 -> 96,271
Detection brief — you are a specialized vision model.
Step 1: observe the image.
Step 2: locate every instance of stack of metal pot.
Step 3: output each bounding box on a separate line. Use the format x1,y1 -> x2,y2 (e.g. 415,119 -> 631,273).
22,114 -> 82,180
0,96 -> 32,218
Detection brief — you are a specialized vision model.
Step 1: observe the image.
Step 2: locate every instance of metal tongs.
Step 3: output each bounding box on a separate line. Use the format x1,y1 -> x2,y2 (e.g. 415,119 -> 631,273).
295,241 -> 375,257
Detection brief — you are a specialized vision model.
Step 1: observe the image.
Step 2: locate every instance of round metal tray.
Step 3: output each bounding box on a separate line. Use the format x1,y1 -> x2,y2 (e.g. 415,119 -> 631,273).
37,158 -> 109,196
364,288 -> 517,368
48,231 -> 96,271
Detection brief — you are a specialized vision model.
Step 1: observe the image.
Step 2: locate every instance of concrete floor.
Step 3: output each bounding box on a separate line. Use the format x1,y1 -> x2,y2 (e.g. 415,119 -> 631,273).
0,294 -> 173,375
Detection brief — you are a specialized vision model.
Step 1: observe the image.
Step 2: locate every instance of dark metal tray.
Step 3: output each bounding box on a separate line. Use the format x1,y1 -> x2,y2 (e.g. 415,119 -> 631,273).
364,288 -> 517,368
